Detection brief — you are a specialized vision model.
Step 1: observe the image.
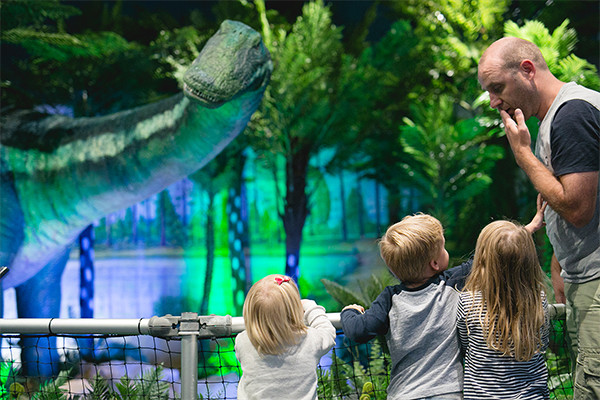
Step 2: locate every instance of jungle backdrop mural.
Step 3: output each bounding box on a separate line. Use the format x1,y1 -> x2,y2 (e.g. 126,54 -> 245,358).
2,0 -> 598,323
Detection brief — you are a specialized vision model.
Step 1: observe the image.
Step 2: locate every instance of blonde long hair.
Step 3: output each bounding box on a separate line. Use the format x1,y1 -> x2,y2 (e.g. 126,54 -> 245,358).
242,274 -> 307,355
464,220 -> 546,361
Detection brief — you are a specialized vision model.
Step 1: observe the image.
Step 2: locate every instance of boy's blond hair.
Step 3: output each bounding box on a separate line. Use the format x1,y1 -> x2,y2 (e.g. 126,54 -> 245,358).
242,274 -> 307,356
379,214 -> 444,284
464,220 -> 546,361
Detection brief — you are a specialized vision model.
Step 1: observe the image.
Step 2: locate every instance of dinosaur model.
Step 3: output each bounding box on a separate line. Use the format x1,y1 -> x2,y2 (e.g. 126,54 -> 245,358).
0,20 -> 272,376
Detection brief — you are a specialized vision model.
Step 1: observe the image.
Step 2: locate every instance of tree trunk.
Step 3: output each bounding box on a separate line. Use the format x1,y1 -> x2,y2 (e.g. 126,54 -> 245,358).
339,171 -> 347,241
386,185 -> 402,226
356,176 -> 365,238
375,181 -> 382,237
200,190 -> 215,315
181,180 -> 188,227
105,217 -> 112,247
283,145 -> 310,281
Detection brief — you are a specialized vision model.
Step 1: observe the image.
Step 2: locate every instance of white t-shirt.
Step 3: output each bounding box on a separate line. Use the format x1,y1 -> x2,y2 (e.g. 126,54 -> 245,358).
235,299 -> 336,400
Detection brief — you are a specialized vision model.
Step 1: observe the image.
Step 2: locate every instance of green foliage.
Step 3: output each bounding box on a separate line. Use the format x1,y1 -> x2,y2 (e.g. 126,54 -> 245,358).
254,0 -> 348,156
0,361 -> 20,398
88,372 -> 113,400
504,19 -> 600,90
31,371 -> 68,399
1,0 -> 186,113
317,339 -> 391,399
151,26 -> 208,86
399,96 -> 504,233
321,272 -> 399,310
0,0 -> 81,31
388,0 -> 510,98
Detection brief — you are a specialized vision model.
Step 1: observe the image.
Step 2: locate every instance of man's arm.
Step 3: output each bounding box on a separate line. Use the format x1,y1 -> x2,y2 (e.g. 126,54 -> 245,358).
501,109 -> 598,228
551,253 -> 566,304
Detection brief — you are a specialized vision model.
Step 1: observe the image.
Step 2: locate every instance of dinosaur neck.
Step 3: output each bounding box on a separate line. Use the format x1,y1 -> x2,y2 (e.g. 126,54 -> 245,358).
5,89 -> 263,252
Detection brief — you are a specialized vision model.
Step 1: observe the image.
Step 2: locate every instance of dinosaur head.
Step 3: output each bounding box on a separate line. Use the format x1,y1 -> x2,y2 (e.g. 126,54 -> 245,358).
183,20 -> 272,108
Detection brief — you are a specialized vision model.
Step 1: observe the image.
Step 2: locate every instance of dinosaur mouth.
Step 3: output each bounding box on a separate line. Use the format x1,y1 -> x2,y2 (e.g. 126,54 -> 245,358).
183,82 -> 225,109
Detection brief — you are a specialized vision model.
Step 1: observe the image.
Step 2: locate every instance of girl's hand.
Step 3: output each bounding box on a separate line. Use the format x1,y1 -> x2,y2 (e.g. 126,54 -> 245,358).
524,193 -> 548,234
342,304 -> 365,313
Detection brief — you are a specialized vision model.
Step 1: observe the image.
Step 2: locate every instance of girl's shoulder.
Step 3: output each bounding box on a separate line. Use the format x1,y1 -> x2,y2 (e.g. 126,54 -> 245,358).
458,290 -> 482,301
235,330 -> 251,347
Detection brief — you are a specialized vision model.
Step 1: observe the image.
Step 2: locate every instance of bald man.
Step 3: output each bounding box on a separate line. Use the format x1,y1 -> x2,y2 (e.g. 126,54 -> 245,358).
479,37 -> 599,399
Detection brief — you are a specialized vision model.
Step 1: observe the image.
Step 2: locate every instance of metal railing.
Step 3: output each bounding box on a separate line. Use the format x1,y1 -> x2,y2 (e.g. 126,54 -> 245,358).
0,304 -> 569,399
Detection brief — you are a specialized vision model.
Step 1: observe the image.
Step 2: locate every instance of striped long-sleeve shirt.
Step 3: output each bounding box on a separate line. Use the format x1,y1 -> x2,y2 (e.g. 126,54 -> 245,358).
457,291 -> 550,400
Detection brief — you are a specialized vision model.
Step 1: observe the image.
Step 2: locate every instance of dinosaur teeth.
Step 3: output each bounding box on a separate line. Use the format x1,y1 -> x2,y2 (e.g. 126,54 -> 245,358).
183,83 -> 222,106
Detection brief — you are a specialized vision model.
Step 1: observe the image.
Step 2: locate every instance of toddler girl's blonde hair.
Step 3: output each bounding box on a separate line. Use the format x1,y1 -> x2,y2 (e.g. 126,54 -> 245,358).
464,220 -> 546,361
242,274 -> 307,355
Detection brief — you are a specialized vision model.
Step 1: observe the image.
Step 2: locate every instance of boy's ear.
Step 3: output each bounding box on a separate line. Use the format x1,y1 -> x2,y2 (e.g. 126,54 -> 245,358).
429,259 -> 441,272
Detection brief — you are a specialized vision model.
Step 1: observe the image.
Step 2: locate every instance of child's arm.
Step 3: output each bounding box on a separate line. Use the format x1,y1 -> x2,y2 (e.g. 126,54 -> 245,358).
340,287 -> 394,343
301,299 -> 336,349
342,304 -> 365,313
524,193 -> 548,234
456,294 -> 469,358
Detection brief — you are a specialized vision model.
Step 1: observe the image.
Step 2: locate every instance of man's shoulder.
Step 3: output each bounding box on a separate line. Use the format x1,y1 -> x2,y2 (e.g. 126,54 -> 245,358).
555,98 -> 600,119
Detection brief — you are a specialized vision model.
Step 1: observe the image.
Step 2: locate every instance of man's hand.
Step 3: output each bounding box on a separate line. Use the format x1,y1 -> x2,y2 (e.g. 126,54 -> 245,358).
501,108 -> 532,166
501,108 -> 598,228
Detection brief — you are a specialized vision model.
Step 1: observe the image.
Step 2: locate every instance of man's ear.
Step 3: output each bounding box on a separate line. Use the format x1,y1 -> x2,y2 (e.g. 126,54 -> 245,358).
520,60 -> 536,79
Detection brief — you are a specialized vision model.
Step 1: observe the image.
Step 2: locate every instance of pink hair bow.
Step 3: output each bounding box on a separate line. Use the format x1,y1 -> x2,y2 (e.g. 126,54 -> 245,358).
275,276 -> 291,285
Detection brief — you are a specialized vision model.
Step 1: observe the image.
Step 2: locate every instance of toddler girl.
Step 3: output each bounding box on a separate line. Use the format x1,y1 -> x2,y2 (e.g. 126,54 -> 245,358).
235,274 -> 336,400
457,219 -> 550,399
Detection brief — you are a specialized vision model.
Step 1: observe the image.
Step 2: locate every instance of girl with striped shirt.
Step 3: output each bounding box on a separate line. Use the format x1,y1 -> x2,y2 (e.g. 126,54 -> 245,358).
457,218 -> 550,399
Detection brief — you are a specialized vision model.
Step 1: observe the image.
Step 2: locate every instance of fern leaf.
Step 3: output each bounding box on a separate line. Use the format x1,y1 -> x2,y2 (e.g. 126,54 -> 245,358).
321,278 -> 369,307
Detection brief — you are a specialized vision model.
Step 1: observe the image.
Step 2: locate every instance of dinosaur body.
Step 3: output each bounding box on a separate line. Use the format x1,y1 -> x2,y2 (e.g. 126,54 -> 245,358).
1,20 -> 271,290
0,20 -> 271,376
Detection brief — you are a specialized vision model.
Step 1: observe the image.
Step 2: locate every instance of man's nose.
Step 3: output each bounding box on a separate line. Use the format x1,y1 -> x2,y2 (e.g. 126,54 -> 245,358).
489,93 -> 502,109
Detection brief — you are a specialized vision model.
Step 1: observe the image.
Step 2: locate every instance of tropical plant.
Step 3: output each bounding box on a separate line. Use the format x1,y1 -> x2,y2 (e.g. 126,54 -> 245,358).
0,0 -> 171,115
251,0 -> 380,280
0,360 -> 21,399
504,19 -> 600,91
321,272 -> 399,310
317,339 -> 391,400
398,95 -> 504,248
3,365 -> 178,400
387,0 -> 510,99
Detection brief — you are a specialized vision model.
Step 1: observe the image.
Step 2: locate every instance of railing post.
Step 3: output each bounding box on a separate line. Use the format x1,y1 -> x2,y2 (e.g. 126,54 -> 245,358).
180,312 -> 199,400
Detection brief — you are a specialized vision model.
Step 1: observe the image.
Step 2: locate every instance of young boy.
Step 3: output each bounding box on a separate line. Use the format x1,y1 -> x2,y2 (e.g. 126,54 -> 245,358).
341,213 -> 471,400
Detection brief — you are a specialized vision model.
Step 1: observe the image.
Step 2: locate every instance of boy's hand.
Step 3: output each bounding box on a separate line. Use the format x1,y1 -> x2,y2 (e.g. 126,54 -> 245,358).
524,193 -> 548,234
342,304 -> 365,313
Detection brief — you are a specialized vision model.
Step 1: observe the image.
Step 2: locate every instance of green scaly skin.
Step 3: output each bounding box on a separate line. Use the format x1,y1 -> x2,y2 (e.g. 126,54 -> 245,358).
0,20 -> 272,290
